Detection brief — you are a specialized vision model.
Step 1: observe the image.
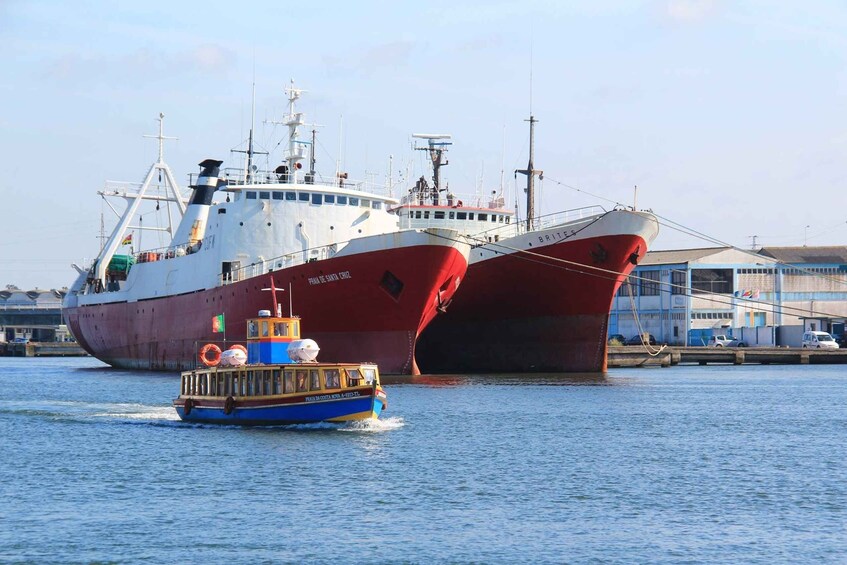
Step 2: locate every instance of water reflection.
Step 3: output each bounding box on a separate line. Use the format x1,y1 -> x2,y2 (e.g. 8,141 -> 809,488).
383,372 -> 612,387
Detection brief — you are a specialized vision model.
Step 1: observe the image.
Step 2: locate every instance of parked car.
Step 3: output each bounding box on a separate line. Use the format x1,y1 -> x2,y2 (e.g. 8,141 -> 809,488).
802,331 -> 840,349
625,333 -> 657,346
608,334 -> 626,345
708,335 -> 747,348
12,337 -> 30,343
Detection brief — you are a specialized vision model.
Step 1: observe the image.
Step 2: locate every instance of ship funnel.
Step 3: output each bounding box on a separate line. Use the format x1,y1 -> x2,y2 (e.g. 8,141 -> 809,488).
171,158 -> 223,250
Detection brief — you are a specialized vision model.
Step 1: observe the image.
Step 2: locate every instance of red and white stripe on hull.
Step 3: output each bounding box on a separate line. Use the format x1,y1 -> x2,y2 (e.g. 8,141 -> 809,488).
64,235 -> 468,375
416,210 -> 659,373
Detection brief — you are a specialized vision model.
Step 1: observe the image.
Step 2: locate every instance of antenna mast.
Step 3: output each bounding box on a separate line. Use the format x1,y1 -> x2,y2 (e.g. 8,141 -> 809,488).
515,116 -> 542,231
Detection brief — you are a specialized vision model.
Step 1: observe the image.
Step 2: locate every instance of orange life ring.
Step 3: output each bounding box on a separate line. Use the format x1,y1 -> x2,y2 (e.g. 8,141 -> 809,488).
199,343 -> 222,367
228,344 -> 247,354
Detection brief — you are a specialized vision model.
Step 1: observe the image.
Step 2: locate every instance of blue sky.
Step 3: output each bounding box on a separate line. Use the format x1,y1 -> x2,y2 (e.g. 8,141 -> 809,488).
2,0 -> 847,290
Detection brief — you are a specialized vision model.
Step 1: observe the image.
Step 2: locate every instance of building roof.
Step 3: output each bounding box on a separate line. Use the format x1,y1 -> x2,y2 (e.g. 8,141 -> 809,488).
758,246 -> 847,265
640,247 -> 730,266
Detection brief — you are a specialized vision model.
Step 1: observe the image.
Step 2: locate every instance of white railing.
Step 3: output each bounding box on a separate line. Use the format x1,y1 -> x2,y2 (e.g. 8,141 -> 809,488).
218,243 -> 342,286
397,192 -> 508,210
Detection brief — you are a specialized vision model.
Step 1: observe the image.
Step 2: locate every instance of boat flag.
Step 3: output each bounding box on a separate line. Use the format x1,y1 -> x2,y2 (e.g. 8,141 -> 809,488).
212,314 -> 225,333
121,233 -> 132,246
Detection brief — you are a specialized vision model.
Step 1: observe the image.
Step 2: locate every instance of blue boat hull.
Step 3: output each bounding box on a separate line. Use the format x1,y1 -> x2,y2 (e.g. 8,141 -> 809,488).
174,392 -> 385,426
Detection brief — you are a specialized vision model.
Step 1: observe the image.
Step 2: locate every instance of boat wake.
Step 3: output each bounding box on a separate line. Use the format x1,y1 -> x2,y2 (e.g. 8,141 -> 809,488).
0,400 -> 180,425
339,416 -> 405,433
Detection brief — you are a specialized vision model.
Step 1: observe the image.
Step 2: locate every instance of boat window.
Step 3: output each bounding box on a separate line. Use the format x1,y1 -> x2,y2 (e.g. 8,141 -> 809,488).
498,215 -> 504,223
272,192 -> 284,200
224,373 -> 233,396
363,368 -> 376,385
424,211 -> 430,219
505,216 -> 510,224
478,213 -> 488,221
434,211 -> 445,219
324,369 -> 341,389
457,212 -> 467,220
312,193 -> 322,205
414,211 -> 422,219
210,374 -> 218,396
298,192 -> 309,202
337,195 -> 348,205
181,375 -> 189,395
491,215 -> 497,222
468,213 -> 475,220
449,211 -> 455,219
360,199 -> 370,208
292,321 -> 299,337
347,368 -> 362,387
325,194 -> 335,204
246,191 -> 257,200
284,370 -> 295,393
232,374 -> 239,396
261,321 -> 269,337
246,371 -> 254,396
310,369 -> 322,391
259,191 -> 271,200
264,370 -> 272,395
296,370 -> 309,392
372,201 -> 382,210
273,370 -> 282,394
273,322 -> 288,337
349,197 -> 359,206
285,191 -> 296,201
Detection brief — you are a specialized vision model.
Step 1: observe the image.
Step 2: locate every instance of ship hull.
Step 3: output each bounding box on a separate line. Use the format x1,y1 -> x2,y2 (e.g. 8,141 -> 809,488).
64,239 -> 468,375
416,210 -> 659,373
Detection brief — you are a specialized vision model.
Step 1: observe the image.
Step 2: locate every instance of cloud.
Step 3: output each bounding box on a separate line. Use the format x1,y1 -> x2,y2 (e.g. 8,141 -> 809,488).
666,0 -> 718,23
44,43 -> 236,85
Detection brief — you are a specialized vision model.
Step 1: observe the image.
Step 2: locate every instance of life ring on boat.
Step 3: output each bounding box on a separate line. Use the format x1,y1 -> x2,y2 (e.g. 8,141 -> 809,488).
228,344 -> 247,355
224,396 -> 235,415
184,398 -> 194,415
457,200 -> 463,207
199,343 -> 222,367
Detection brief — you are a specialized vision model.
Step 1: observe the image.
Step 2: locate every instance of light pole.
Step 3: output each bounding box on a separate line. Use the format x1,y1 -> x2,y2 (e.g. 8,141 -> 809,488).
804,225 -> 810,247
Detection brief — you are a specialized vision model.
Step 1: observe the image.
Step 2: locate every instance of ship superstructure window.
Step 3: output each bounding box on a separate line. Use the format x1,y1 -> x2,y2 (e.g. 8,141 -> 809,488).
434,211 -> 445,219
449,212 -> 455,219
349,197 -> 359,206
325,369 -> 341,389
457,212 -> 467,220
298,192 -> 309,202
424,211 -> 430,219
310,369 -> 321,391
414,211 -> 422,219
273,322 -> 288,336
492,215 -> 497,222
337,195 -> 348,205
273,370 -> 282,394
259,191 -> 270,200
479,213 -> 488,221
505,216 -> 511,224
372,201 -> 382,210
284,370 -> 295,393
312,193 -> 322,205
361,199 -> 370,208
468,213 -> 475,220
325,194 -> 335,204
246,191 -> 257,200
296,370 -> 308,392
285,192 -> 296,201
273,192 -> 284,200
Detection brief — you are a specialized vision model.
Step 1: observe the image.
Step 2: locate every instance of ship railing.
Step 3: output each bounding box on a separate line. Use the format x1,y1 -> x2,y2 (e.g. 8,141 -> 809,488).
218,243 -> 342,286
397,192 -> 509,210
191,168 -> 393,197
528,206 -> 607,233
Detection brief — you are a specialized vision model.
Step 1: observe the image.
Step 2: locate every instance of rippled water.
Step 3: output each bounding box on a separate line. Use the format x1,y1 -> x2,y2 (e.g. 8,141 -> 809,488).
1,357 -> 846,563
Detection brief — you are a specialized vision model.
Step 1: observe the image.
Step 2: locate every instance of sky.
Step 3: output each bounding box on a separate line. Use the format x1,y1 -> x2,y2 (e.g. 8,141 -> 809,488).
2,0 -> 847,290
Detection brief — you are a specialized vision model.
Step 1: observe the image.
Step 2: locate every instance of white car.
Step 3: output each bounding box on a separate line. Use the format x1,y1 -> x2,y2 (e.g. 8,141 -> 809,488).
802,331 -> 840,349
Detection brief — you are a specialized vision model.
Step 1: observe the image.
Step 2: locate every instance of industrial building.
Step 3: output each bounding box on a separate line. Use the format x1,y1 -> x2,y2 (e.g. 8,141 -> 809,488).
0,286 -> 71,343
609,246 -> 847,347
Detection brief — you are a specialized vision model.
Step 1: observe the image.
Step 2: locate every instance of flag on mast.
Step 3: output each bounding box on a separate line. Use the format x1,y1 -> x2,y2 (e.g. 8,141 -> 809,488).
121,233 -> 133,246
212,314 -> 225,333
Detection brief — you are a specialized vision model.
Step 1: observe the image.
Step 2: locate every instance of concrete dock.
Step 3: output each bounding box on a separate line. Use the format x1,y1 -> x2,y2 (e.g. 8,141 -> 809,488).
607,346 -> 847,368
1,342 -> 88,357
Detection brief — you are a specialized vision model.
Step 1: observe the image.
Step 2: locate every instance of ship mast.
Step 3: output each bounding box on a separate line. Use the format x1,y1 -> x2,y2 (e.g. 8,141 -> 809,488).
285,80 -> 306,185
412,134 -> 451,204
515,115 -> 542,231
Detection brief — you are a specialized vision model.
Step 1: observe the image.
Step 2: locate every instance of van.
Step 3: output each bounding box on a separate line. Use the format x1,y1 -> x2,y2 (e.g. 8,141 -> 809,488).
802,331 -> 840,349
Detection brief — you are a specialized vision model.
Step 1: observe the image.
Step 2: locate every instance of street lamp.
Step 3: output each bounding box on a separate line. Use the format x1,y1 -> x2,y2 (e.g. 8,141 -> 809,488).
804,225 -> 810,247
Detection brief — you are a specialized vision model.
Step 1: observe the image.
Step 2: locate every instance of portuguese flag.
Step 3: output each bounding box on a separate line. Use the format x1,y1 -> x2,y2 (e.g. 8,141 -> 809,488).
212,314 -> 225,333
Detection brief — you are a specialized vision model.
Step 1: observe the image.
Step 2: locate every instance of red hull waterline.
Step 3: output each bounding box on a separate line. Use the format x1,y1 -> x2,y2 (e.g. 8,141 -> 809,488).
416,227 -> 650,374
64,245 -> 468,375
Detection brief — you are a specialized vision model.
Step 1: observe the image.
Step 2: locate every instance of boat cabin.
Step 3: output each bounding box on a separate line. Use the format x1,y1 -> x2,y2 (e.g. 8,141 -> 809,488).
246,310 -> 300,364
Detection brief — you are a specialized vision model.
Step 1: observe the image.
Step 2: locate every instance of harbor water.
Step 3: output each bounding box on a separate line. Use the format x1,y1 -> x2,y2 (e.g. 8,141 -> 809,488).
2,357 -> 846,563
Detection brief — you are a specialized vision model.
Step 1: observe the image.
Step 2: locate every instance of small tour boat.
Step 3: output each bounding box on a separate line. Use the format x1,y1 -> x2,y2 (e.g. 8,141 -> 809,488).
173,310 -> 387,425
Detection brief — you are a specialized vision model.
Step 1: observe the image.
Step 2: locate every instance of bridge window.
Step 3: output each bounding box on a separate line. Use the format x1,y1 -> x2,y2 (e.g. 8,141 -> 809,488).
337,195 -> 347,205
468,213 -> 475,220
434,211 -> 445,219
372,201 -> 382,210
246,191 -> 257,200
449,211 -> 455,219
491,215 -> 497,222
457,212 -> 467,220
360,199 -> 370,208
505,216 -> 511,224
298,192 -> 309,202
259,191 -> 270,200
349,197 -> 359,206
272,192 -> 284,200
312,193 -> 322,205
325,194 -> 335,204
424,211 -> 430,219
285,192 -> 296,201
478,213 -> 488,221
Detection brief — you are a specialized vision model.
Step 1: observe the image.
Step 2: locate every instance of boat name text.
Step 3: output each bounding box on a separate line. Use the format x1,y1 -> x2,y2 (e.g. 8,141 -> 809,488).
308,271 -> 352,286
305,391 -> 362,402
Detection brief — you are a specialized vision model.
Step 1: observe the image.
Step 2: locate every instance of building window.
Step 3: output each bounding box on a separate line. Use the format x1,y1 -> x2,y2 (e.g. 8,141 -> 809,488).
640,270 -> 660,296
671,270 -> 686,295
691,268 -> 732,294
618,275 -> 636,297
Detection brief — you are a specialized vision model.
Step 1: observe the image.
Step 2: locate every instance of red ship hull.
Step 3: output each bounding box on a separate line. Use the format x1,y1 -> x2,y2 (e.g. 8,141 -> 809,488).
416,219 -> 653,374
64,244 -> 467,375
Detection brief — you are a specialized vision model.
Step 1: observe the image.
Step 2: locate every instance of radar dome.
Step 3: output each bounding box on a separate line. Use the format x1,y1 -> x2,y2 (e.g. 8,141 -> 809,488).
288,339 -> 320,362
